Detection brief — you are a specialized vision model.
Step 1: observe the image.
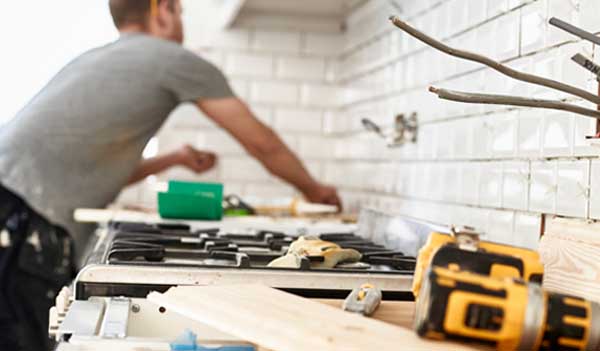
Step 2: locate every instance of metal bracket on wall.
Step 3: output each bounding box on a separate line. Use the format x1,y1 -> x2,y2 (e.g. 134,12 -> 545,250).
396,112 -> 418,144
362,112 -> 418,147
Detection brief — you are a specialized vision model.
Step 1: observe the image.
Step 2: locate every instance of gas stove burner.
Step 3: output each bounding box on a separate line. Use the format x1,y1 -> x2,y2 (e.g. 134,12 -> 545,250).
104,222 -> 416,273
76,211 -> 444,300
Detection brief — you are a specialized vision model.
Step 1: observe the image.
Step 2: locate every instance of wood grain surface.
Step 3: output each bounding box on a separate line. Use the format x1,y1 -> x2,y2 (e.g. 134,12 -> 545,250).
148,284 -> 485,351
539,217 -> 600,302
315,299 -> 415,329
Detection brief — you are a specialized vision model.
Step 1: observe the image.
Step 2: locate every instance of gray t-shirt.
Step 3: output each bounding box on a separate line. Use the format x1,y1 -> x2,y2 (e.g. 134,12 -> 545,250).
0,33 -> 233,256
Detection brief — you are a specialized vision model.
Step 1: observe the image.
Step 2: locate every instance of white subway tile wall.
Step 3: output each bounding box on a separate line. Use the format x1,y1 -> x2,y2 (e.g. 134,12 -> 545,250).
117,0 -> 600,249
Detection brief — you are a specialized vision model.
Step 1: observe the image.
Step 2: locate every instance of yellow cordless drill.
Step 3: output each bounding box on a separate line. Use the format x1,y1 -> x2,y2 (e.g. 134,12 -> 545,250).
412,227 -> 544,298
412,228 -> 600,350
415,267 -> 600,351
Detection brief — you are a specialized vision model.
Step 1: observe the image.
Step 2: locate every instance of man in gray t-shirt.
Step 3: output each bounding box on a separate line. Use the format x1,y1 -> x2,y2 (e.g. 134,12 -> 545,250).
0,1 -> 341,350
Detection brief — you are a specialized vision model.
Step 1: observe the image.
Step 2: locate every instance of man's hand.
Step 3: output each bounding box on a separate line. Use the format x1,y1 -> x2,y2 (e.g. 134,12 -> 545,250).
303,184 -> 343,211
127,145 -> 218,185
176,145 -> 217,174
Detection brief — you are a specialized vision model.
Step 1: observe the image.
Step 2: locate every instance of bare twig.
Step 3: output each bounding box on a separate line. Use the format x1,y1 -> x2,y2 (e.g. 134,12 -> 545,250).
429,87 -> 600,119
389,16 -> 600,105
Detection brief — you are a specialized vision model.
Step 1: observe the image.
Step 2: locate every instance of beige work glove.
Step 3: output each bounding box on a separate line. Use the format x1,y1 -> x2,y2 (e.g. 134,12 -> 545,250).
268,236 -> 361,269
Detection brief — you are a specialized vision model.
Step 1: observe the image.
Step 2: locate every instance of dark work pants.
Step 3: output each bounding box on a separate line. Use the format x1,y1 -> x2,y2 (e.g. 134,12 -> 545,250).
0,185 -> 75,351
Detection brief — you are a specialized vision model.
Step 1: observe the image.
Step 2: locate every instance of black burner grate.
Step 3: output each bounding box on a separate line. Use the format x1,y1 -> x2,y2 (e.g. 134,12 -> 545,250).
105,221 -> 416,273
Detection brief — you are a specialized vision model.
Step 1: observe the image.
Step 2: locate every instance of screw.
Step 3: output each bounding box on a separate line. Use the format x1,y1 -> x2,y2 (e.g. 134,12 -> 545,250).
131,304 -> 140,313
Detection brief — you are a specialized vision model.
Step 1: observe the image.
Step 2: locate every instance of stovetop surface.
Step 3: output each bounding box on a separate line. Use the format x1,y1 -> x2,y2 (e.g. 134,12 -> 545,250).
101,221 -> 416,275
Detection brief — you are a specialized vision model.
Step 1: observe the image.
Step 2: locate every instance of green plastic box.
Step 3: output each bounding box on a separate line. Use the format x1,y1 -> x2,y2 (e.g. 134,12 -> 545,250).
158,181 -> 223,220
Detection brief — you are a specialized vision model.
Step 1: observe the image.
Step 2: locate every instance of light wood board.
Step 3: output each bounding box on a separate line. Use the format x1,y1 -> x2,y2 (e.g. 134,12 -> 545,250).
539,217 -> 600,302
315,299 -> 415,329
148,284 -> 484,351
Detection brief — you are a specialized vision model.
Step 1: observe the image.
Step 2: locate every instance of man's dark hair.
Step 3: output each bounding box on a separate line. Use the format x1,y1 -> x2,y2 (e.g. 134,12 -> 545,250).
109,0 -> 175,29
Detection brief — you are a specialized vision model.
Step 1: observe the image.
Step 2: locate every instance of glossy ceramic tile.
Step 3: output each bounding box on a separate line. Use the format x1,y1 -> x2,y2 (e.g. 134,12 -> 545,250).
502,161 -> 530,211
513,213 -> 542,249
529,161 -> 557,213
486,210 -> 515,245
541,111 -> 573,157
556,160 -> 590,217
479,162 -> 503,208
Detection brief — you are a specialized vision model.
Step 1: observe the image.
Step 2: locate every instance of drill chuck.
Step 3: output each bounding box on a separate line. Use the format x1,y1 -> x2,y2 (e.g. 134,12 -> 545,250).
415,267 -> 600,351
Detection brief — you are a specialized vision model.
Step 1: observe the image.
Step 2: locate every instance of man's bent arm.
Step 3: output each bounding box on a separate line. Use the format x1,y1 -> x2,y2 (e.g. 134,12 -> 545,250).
127,146 -> 216,185
197,97 -> 333,204
127,151 -> 182,185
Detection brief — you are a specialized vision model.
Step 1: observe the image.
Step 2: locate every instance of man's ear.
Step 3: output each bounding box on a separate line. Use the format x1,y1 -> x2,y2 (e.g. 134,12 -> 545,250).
155,1 -> 171,28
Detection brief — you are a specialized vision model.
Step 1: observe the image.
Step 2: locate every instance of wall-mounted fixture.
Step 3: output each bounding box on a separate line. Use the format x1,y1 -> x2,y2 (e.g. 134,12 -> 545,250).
397,113 -> 418,144
362,113 -> 418,147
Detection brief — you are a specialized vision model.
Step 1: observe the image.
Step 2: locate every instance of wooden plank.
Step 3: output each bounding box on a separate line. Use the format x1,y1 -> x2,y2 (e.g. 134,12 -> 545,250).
315,299 -> 415,329
539,217 -> 600,302
148,285 -> 483,351
73,208 -> 158,223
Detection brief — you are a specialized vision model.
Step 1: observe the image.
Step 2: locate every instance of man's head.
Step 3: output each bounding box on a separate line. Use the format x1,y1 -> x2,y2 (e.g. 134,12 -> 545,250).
109,0 -> 184,44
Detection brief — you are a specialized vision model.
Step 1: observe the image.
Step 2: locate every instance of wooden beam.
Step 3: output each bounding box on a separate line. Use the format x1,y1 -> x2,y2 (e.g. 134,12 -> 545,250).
148,284 -> 485,351
539,217 -> 600,302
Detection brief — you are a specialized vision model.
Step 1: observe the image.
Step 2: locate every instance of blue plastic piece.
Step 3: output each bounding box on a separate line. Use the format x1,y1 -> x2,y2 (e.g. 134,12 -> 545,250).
170,329 -> 255,351
171,329 -> 197,351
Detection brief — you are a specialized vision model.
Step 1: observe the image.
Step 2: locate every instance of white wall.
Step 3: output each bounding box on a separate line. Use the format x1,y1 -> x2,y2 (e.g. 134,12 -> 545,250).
329,0 -> 600,248
121,0 -> 600,249
0,1 -> 118,124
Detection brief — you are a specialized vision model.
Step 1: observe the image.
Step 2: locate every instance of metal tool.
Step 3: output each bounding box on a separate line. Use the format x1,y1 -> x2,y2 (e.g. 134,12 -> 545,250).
362,118 -> 385,137
223,194 -> 256,217
572,53 -> 600,81
415,266 -> 600,351
362,113 -> 418,147
549,17 -> 600,46
412,229 -> 544,298
342,283 -> 382,316
549,18 -> 600,83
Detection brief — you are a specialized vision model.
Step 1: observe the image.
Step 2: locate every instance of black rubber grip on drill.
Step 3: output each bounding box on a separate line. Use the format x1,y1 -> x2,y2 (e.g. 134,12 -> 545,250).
431,245 -> 525,278
540,294 -> 588,351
